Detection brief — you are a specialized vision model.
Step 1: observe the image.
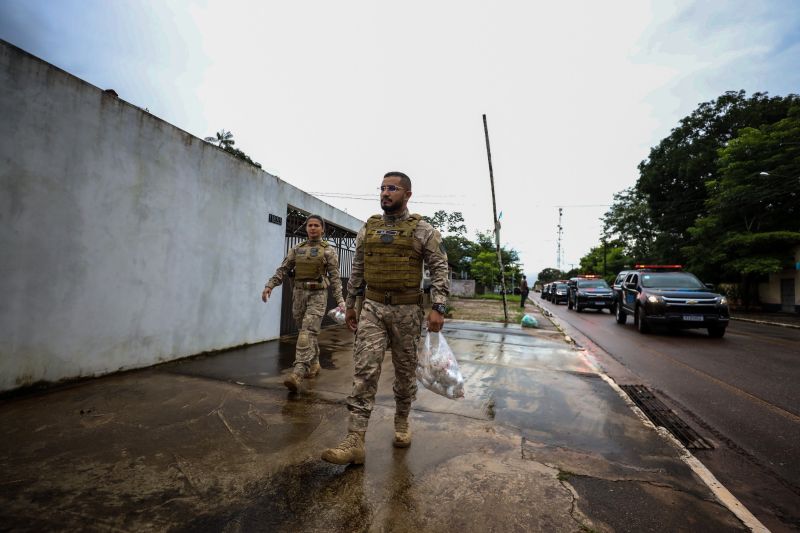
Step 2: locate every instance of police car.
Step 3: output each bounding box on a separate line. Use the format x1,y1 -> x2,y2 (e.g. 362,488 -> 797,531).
613,265 -> 730,337
567,275 -> 615,312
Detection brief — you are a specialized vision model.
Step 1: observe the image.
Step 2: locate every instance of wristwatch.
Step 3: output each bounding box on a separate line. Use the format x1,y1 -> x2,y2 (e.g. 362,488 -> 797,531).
431,303 -> 446,315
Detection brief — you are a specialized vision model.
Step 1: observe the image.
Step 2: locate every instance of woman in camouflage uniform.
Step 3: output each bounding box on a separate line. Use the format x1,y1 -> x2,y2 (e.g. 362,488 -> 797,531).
262,215 -> 345,392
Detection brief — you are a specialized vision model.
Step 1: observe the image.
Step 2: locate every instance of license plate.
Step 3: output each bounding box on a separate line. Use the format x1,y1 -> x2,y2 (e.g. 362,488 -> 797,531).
589,302 -> 599,306
683,315 -> 704,322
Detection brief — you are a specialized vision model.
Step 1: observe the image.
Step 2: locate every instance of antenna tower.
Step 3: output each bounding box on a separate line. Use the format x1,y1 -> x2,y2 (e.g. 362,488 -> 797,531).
556,208 -> 563,271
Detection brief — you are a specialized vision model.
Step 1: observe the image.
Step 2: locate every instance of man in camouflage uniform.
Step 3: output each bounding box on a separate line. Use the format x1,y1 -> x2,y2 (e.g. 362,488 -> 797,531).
262,215 -> 345,392
322,171 -> 449,465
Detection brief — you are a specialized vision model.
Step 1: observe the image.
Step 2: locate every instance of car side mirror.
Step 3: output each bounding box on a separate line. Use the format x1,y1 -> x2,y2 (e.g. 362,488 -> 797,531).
704,283 -> 715,290
625,282 -> 637,290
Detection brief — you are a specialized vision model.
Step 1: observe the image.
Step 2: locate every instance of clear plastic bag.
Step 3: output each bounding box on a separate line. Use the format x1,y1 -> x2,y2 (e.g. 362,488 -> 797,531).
326,307 -> 346,325
416,331 -> 465,399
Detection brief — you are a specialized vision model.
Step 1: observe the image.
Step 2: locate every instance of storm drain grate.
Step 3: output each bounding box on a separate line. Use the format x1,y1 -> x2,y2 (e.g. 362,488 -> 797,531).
620,385 -> 714,450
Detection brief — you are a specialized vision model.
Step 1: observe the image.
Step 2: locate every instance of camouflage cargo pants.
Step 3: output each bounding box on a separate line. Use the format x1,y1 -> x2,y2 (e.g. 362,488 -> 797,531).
291,287 -> 327,374
347,299 -> 425,433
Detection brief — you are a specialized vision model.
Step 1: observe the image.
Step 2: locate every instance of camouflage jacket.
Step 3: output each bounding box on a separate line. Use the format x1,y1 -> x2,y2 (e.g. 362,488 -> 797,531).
346,209 -> 450,308
265,240 -> 345,305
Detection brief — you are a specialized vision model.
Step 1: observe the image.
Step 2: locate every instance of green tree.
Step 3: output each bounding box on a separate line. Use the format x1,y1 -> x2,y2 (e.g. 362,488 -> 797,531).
422,210 -> 467,236
636,91 -> 799,263
471,231 -> 523,288
204,129 -> 262,168
470,250 -> 499,287
685,105 -> 800,288
441,234 -> 474,277
536,267 -> 564,284
602,187 -> 656,262
420,212 -> 525,288
205,129 -> 235,149
578,240 -> 630,284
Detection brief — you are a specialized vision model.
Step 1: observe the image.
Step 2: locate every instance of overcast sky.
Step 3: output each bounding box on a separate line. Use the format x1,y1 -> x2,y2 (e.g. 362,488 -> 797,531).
2,0 -> 799,278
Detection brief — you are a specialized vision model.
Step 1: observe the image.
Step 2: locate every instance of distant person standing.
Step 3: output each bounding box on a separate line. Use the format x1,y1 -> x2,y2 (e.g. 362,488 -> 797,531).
262,215 -> 345,392
321,171 -> 450,465
519,275 -> 529,308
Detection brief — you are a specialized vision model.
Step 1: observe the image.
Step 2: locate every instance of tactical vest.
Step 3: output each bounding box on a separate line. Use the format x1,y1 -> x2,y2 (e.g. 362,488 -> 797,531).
364,214 -> 423,291
294,240 -> 328,282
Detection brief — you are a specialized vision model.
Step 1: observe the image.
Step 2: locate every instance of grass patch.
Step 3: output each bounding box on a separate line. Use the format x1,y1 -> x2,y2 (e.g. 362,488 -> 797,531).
448,296 -> 529,323
473,293 -> 521,303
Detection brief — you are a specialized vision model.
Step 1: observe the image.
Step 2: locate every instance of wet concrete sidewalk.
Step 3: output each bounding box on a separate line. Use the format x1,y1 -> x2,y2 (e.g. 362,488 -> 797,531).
1,310 -> 749,532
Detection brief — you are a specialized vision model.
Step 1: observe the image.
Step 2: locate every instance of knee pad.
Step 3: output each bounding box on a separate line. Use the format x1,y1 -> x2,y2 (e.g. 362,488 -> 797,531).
298,331 -> 310,349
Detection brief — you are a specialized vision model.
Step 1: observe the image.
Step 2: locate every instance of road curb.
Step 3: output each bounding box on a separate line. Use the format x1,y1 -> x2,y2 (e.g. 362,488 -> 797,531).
730,316 -> 800,329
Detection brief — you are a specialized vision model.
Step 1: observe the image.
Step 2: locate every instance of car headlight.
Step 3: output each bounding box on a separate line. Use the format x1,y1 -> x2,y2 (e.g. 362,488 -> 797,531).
647,295 -> 662,303
717,296 -> 728,305
577,291 -> 587,297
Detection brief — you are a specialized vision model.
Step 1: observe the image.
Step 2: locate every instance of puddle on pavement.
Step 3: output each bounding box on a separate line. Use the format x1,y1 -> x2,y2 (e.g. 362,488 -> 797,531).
163,327 -> 357,385
179,460 -> 372,532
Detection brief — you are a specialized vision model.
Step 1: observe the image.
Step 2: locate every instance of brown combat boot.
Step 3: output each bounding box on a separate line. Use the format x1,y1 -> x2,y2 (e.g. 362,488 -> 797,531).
393,415 -> 411,448
306,361 -> 321,379
321,431 -> 366,465
283,371 -> 303,392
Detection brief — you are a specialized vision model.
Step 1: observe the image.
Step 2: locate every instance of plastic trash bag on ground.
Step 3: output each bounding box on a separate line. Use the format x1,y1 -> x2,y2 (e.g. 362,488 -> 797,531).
326,307 -> 346,325
416,331 -> 465,399
521,314 -> 539,328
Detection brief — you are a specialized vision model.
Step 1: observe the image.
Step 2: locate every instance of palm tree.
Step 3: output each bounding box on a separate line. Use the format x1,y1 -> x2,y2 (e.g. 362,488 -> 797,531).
204,129 -> 235,149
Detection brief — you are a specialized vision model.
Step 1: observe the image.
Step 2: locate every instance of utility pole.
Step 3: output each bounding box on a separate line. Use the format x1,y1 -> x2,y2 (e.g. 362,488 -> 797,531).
482,114 -> 508,322
556,207 -> 564,272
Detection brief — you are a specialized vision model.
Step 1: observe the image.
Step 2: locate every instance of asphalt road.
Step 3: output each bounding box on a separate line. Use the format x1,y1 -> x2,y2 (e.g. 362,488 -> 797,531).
536,293 -> 800,533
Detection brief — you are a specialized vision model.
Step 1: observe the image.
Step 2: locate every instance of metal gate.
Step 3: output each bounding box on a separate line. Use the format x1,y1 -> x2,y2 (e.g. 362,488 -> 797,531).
280,207 -> 358,335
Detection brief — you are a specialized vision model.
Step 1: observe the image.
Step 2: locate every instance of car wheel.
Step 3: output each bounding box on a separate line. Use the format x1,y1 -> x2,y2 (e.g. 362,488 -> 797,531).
708,326 -> 726,338
576,305 -> 583,313
615,304 -> 627,324
635,306 -> 650,334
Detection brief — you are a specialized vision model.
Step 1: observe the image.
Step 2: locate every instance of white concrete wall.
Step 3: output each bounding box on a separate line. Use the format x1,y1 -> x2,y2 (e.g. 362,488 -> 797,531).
450,279 -> 476,297
758,246 -> 800,307
0,41 -> 362,392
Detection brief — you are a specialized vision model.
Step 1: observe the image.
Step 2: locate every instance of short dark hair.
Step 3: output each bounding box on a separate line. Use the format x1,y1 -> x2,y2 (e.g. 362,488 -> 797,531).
306,214 -> 325,231
383,171 -> 412,191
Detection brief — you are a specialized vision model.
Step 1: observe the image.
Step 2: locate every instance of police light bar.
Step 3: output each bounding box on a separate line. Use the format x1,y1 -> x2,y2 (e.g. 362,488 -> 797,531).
634,264 -> 682,270
579,274 -> 601,278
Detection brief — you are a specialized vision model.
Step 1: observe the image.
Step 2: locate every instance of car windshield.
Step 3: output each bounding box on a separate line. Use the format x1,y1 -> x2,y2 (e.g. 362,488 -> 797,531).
578,280 -> 609,288
640,272 -> 705,289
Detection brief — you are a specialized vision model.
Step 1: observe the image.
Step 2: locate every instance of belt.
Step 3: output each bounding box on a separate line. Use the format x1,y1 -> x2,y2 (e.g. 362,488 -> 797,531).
298,281 -> 326,290
365,288 -> 423,305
